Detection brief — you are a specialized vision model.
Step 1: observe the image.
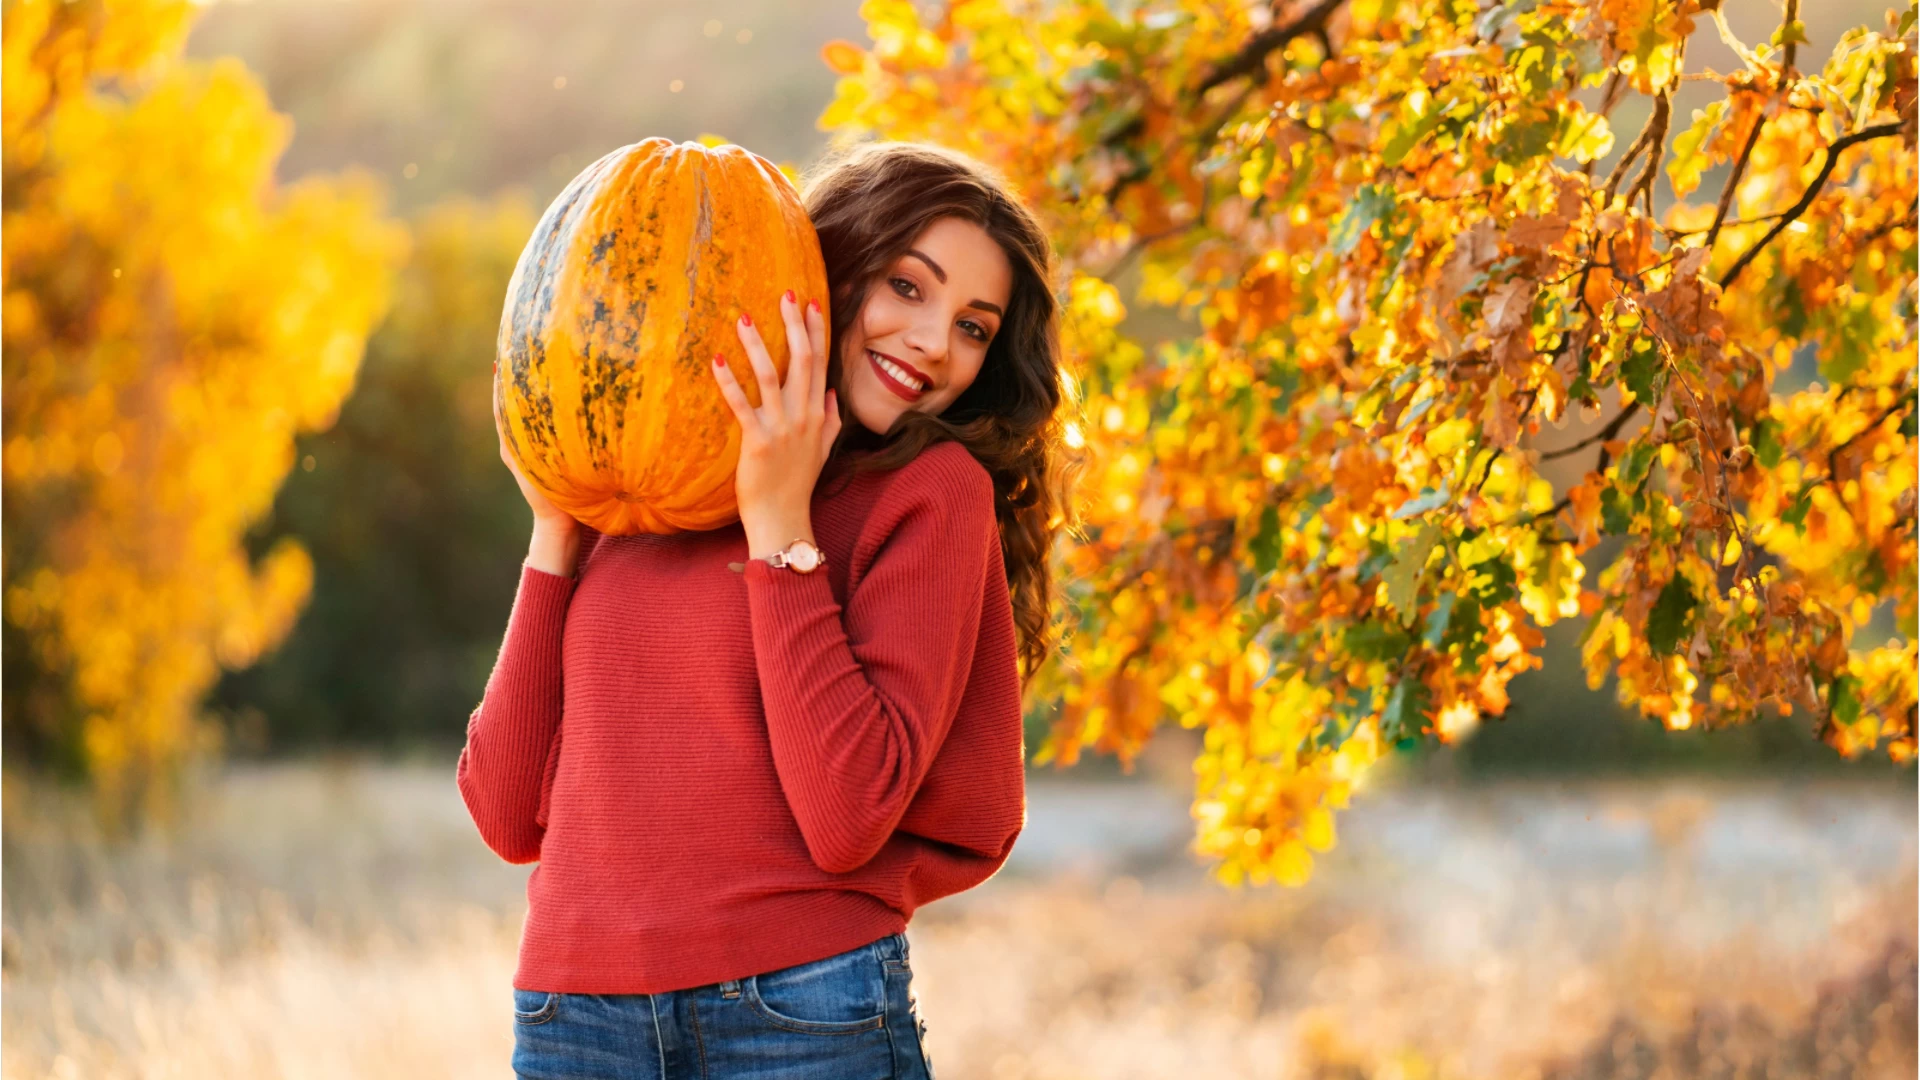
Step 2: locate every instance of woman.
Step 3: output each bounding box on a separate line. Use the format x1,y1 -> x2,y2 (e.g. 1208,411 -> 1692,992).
459,139 -> 1079,1079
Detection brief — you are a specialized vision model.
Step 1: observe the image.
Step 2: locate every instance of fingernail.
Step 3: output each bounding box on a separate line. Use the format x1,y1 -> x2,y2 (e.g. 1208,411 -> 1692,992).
783,289 -> 796,304
740,312 -> 751,326
714,352 -> 724,367
808,299 -> 819,314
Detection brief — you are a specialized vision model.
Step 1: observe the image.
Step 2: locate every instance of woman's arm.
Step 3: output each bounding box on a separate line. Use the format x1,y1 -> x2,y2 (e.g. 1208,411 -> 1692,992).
455,522 -> 601,863
742,446 -> 1001,874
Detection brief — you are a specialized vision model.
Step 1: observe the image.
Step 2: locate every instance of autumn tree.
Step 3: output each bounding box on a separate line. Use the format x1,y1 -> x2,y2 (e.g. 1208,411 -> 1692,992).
819,0 -> 1917,886
2,0 -> 406,832
208,195 -> 544,756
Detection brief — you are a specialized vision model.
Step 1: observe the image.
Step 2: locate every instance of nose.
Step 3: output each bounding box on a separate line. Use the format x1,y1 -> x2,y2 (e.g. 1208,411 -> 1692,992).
905,309 -> 952,362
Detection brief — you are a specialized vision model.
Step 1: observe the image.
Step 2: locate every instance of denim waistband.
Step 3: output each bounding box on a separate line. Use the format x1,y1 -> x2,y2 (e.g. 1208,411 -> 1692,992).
715,930 -> 907,998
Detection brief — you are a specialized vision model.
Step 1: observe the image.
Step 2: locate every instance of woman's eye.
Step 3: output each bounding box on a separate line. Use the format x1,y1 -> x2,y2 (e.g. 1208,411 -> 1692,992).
893,277 -> 990,342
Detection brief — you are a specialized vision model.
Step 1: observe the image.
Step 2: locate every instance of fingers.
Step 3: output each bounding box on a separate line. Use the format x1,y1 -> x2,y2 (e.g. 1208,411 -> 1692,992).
821,388 -> 841,455
734,311 -> 785,428
711,350 -> 765,440
778,290 -> 812,418
805,298 -> 828,414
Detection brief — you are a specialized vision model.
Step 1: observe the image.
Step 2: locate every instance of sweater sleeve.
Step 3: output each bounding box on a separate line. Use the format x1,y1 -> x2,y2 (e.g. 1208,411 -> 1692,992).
455,538 -> 592,864
742,448 -> 997,875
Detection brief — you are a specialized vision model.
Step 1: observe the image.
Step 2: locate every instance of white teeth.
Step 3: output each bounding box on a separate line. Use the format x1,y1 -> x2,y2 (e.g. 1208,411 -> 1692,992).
870,351 -> 926,392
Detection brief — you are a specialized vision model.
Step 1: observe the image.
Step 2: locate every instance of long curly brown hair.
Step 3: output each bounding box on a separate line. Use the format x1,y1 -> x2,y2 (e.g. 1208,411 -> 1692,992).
800,140 -> 1083,685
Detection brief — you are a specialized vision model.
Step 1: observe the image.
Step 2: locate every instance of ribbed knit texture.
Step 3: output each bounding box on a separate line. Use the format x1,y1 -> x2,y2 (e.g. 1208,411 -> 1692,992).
456,440 -> 1028,994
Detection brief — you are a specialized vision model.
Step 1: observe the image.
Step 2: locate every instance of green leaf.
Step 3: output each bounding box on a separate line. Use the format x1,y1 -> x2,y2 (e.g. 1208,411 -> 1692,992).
1817,296 -> 1877,384
1494,102 -> 1558,164
1384,523 -> 1442,625
1470,556 -> 1518,606
1646,574 -> 1697,655
1330,184 -> 1394,256
1380,675 -> 1431,743
1619,439 -> 1658,487
1382,106 -> 1447,168
1780,483 -> 1816,530
1751,416 -> 1784,468
1423,592 -> 1458,648
1600,485 -> 1634,534
1666,101 -> 1727,198
1249,504 -> 1282,575
1829,673 -> 1863,726
1620,341 -> 1664,403
1779,278 -> 1809,337
1344,621 -> 1413,662
1554,107 -> 1615,163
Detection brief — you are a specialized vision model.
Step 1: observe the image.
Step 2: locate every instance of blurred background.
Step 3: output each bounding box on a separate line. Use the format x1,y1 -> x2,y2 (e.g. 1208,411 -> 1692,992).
3,0 -> 1913,1077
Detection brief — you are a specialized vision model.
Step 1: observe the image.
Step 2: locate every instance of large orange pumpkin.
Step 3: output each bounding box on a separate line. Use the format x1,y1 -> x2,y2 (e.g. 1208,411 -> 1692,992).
495,137 -> 830,535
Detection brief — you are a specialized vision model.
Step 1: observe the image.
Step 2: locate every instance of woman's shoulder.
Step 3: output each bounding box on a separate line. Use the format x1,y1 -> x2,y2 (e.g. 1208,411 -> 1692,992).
891,439 -> 993,516
849,440 -> 996,550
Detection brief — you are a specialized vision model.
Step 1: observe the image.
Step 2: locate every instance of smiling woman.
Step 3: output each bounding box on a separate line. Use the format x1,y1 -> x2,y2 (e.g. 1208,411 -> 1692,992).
459,139 -> 1082,1080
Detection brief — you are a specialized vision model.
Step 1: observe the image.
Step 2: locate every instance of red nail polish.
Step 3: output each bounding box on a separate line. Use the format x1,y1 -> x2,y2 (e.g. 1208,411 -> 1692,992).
714,353 -> 724,367
808,299 -> 819,314
784,289 -> 796,304
740,312 -> 751,326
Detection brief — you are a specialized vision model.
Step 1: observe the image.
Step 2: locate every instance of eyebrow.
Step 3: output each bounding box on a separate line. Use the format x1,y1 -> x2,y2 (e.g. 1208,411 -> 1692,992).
905,249 -> 1004,317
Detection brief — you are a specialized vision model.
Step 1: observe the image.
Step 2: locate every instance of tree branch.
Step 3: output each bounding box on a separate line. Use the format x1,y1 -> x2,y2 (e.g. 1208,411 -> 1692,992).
1719,121 -> 1905,288
1624,91 -> 1673,211
1538,401 -> 1642,460
1601,95 -> 1667,206
1704,105 -> 1767,250
1194,0 -> 1347,97
1705,0 -> 1802,251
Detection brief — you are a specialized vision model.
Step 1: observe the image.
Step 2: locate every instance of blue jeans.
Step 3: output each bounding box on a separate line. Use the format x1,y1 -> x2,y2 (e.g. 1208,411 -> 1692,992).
511,931 -> 935,1079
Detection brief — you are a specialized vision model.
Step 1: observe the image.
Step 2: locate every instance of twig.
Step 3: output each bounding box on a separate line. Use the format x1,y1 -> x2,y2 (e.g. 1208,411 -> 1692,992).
1705,0 -> 1802,250
1704,106 -> 1767,250
1624,91 -> 1673,212
1194,0 -> 1348,97
1859,212 -> 1919,244
1601,98 -> 1665,206
1538,401 -> 1643,460
1719,121 -> 1905,288
1098,219 -> 1205,280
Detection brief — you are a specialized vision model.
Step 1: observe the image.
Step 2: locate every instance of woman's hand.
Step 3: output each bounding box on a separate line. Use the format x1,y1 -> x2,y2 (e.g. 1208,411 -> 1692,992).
712,290 -> 840,541
493,360 -> 576,532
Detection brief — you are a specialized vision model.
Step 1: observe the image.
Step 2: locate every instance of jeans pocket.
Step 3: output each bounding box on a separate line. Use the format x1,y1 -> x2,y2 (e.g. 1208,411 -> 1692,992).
512,988 -> 559,1026
744,942 -> 888,1035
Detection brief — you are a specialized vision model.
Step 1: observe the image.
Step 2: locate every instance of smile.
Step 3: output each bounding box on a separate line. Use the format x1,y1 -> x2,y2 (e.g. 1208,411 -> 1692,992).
868,350 -> 928,401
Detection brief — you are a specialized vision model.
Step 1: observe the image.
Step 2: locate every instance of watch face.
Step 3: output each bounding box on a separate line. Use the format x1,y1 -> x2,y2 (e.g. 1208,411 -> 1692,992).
788,542 -> 821,572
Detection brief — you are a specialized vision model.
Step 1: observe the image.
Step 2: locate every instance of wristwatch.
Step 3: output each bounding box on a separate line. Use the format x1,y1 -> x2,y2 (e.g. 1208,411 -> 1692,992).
762,538 -> 825,574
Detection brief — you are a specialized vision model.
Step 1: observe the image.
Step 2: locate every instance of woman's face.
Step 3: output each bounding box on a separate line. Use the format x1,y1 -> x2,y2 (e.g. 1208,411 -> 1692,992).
837,215 -> 1013,435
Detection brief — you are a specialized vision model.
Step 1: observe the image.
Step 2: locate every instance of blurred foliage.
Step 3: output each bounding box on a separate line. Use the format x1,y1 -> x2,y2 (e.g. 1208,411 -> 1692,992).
208,195 -> 542,756
1,0 -> 406,833
817,0 -> 1918,887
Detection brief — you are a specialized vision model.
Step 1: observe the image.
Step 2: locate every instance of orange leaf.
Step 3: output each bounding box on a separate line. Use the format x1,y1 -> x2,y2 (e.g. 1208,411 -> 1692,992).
820,40 -> 866,74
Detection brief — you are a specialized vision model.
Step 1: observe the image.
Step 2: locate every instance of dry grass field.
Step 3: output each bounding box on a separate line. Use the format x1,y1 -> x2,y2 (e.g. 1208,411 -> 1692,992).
3,752 -> 1913,1079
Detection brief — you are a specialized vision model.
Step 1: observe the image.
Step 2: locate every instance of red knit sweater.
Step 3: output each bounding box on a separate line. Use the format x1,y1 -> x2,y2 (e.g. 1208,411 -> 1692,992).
456,440 -> 1028,994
